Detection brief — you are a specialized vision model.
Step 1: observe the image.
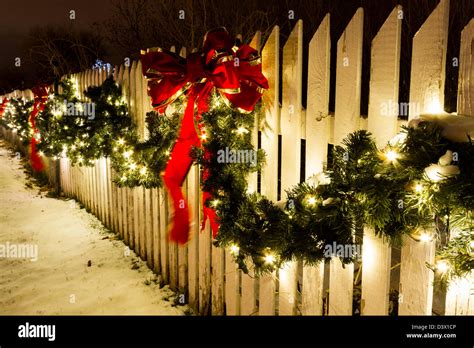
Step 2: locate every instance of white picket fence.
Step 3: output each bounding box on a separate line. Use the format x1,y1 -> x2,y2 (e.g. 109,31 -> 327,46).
2,0 -> 473,315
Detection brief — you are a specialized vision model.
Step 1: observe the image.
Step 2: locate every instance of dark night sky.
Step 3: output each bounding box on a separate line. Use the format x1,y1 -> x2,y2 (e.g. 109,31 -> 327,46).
0,0 -> 113,70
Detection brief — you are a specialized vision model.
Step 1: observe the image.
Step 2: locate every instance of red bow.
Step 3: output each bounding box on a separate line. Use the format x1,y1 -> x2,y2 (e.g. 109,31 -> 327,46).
29,85 -> 49,172
0,98 -> 9,118
141,27 -> 268,244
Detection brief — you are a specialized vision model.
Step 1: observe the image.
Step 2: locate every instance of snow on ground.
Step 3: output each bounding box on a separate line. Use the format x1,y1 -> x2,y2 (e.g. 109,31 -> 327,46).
0,141 -> 187,315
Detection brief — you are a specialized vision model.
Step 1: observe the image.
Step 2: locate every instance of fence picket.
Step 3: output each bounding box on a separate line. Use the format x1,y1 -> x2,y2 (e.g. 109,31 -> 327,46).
400,0 -> 450,315
259,25 -> 280,316
457,19 -> 474,116
329,7 -> 364,316
302,13 -> 331,316
361,6 -> 402,315
279,19 -> 303,316
408,0 -> 450,118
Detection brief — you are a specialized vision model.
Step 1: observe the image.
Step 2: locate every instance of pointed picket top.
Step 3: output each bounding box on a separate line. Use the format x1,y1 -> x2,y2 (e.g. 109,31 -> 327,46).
281,19 -> 303,192
305,13 -> 331,177
333,7 -> 364,145
409,0 -> 450,118
367,5 -> 402,148
457,18 -> 474,116
250,31 -> 262,52
260,25 -> 280,202
301,15 -> 331,316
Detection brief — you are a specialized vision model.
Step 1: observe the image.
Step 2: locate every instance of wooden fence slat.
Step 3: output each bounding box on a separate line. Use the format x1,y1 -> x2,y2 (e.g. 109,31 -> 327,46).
399,0 -> 449,316
178,177 -> 189,298
458,19 -> 474,116
199,218 -> 212,315
408,0 -> 450,118
152,188 -> 161,274
279,19 -> 303,316
145,188 -> 153,269
225,250 -> 240,315
328,259 -> 354,315
328,8 -> 364,316
367,6 -> 402,147
361,228 -> 391,315
333,8 -> 364,144
302,13 -> 331,316
139,186 -> 146,260
211,246 -> 225,315
187,165 -> 200,312
259,25 -> 280,316
160,189 -> 169,284
361,6 -> 401,315
133,187 -> 140,256
399,235 -> 435,315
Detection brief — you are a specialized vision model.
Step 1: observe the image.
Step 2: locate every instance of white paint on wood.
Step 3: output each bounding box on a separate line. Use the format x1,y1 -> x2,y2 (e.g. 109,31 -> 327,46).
225,250 -> 240,315
334,8 -> 364,145
211,246 -> 225,315
328,258 -> 354,315
302,262 -> 324,315
408,0 -> 450,119
187,165 -> 200,311
260,26 -> 279,200
361,228 -> 391,315
279,20 -> 303,316
457,19 -> 474,116
259,26 -> 280,315
306,14 -> 331,175
367,6 -> 402,148
399,235 -> 435,315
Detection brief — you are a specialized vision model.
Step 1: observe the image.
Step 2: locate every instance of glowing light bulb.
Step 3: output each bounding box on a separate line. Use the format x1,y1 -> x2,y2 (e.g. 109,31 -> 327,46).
118,138 -> 125,145
419,233 -> 432,242
436,260 -> 449,273
229,244 -> 240,255
307,196 -> 317,206
470,241 -> 474,249
38,151 -> 44,156
129,162 -> 137,170
264,253 -> 276,265
140,167 -> 147,175
414,183 -> 423,193
385,150 -> 398,162
236,127 -> 248,135
123,151 -> 131,159
201,133 -> 207,140
211,199 -> 220,207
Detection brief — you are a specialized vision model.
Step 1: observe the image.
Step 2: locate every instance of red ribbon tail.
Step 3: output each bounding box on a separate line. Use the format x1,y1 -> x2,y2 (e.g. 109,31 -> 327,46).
163,94 -> 200,244
201,191 -> 220,238
30,137 -> 44,172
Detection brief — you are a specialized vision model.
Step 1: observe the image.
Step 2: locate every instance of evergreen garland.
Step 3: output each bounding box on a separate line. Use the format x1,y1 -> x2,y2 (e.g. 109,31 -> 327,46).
0,97 -> 33,146
2,75 -> 472,285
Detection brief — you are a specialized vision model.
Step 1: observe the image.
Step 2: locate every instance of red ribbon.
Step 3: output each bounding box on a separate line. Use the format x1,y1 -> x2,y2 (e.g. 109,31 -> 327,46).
0,98 -> 9,118
29,86 -> 49,172
141,27 -> 268,244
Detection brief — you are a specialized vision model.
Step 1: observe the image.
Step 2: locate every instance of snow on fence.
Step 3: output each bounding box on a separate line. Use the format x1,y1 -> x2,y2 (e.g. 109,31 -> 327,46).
2,0 -> 473,315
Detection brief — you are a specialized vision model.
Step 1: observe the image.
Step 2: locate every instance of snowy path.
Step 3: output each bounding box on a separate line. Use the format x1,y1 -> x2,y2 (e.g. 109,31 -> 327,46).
0,141 -> 186,315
